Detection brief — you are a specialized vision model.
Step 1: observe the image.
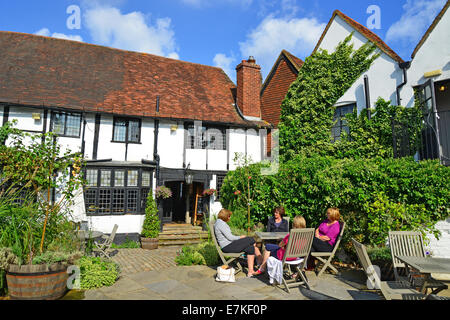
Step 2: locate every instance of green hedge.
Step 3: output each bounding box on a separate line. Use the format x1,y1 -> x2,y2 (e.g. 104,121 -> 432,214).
220,155 -> 450,248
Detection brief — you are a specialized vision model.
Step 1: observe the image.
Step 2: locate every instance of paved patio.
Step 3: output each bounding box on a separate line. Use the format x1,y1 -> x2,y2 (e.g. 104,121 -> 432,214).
76,247 -> 385,300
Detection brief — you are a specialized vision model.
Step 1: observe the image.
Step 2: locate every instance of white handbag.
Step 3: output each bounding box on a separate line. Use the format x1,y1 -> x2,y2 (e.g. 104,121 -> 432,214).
215,265 -> 236,283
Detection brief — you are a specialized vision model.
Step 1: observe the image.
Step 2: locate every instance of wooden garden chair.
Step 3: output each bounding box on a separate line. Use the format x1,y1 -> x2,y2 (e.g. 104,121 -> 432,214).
278,228 -> 315,293
352,238 -> 426,300
311,221 -> 346,277
388,231 -> 447,294
209,220 -> 244,274
93,224 -> 119,259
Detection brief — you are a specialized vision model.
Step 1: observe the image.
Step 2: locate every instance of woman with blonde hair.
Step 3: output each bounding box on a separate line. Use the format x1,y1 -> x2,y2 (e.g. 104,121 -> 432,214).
214,209 -> 263,277
255,215 -> 307,274
311,208 -> 341,253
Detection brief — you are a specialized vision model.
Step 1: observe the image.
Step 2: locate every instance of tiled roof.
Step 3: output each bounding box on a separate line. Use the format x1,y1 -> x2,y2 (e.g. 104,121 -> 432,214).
261,50 -> 303,94
411,0 -> 449,59
0,31 -> 269,127
312,10 -> 404,63
261,50 -> 303,127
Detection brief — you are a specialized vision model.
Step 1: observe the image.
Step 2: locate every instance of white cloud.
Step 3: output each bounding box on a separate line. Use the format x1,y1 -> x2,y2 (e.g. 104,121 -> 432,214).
35,28 -> 83,42
213,53 -> 236,81
83,6 -> 179,59
239,15 -> 326,79
386,0 -> 446,46
181,0 -> 253,8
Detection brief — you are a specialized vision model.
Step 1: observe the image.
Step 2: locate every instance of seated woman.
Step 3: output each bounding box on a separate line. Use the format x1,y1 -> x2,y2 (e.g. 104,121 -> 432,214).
307,208 -> 341,270
214,208 -> 263,277
311,207 -> 341,252
257,215 -> 307,274
266,206 -> 289,233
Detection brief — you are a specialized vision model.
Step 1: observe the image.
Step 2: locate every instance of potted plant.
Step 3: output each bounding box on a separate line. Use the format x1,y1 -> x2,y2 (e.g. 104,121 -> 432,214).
0,123 -> 84,300
202,188 -> 217,197
141,189 -> 161,250
155,185 -> 172,200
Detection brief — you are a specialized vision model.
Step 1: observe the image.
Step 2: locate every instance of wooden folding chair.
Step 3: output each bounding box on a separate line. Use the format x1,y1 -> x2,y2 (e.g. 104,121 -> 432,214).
311,221 -> 346,277
388,231 -> 447,294
209,220 -> 244,274
352,238 -> 426,300
279,228 -> 315,293
93,224 -> 119,258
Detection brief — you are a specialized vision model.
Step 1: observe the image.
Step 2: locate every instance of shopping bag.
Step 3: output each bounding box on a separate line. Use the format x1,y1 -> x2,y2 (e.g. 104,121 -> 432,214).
215,265 -> 236,283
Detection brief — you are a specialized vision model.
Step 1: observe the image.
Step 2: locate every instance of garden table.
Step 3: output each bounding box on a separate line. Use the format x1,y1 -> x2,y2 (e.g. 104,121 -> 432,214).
255,232 -> 289,254
77,230 -> 104,253
395,255 -> 450,296
255,232 -> 289,241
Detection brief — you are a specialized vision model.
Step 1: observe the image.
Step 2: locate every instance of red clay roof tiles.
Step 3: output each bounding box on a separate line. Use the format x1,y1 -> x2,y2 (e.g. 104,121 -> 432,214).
0,31 -> 268,127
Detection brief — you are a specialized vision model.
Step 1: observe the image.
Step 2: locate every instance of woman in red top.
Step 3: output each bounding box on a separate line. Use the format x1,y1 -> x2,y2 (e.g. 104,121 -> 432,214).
255,215 -> 306,274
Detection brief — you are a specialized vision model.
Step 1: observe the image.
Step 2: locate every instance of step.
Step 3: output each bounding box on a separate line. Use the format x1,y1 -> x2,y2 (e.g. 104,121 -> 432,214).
158,239 -> 205,246
159,234 -> 209,241
163,224 -> 201,229
160,229 -> 209,235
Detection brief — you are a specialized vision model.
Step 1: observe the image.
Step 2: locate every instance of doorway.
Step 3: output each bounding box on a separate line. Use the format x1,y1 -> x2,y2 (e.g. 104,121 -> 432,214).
162,181 -> 205,224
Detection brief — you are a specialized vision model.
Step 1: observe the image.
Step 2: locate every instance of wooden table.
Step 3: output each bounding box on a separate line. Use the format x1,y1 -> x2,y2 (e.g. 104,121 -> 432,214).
77,230 -> 104,252
77,230 -> 104,240
255,232 -> 288,241
395,255 -> 450,295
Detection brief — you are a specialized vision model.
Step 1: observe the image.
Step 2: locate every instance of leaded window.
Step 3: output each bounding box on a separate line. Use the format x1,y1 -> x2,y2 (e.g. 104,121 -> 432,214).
51,112 -> 81,137
186,124 -> 226,150
113,118 -> 141,143
83,167 -> 152,216
332,104 -> 355,142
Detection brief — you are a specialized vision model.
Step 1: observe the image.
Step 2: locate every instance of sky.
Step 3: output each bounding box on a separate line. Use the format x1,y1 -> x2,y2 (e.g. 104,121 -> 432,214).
0,0 -> 446,83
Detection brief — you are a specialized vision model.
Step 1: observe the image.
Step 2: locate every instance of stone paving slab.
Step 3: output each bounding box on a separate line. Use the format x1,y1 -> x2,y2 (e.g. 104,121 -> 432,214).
80,248 -> 386,301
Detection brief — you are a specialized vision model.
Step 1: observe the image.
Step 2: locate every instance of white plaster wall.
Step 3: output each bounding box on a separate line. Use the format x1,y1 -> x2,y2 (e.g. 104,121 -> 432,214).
96,115 -> 126,161
318,16 -> 403,112
401,8 -> 450,109
8,106 -> 45,132
208,150 -> 228,171
158,121 -> 184,169
425,218 -> 450,259
86,215 -> 146,234
186,149 -> 206,170
126,119 -> 154,161
228,128 -> 246,170
246,128 -> 262,164
208,175 -> 222,218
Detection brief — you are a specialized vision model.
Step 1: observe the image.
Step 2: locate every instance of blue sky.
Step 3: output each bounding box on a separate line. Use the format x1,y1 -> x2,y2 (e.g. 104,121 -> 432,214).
0,0 -> 446,82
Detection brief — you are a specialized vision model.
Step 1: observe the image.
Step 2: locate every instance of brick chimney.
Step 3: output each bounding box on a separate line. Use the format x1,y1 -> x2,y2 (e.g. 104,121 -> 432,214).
236,56 -> 262,119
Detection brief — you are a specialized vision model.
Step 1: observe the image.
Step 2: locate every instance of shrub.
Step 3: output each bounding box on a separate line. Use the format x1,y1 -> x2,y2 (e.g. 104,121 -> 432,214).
141,189 -> 160,238
77,256 -> 120,289
220,155 -> 450,249
175,242 -> 220,266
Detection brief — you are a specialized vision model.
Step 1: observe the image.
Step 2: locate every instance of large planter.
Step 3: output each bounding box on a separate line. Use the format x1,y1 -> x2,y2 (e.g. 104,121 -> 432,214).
6,263 -> 68,300
141,237 -> 159,250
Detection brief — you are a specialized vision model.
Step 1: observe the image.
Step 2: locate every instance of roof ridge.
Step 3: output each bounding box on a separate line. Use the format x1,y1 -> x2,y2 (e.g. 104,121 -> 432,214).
312,10 -> 404,63
0,30 -> 230,74
411,0 -> 450,59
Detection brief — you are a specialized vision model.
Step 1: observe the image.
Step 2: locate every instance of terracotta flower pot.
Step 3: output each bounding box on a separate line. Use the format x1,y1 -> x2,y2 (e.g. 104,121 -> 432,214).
141,237 -> 159,250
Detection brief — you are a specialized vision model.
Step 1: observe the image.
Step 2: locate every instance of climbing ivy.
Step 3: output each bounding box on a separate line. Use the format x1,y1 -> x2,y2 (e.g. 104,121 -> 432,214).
278,33 -> 380,160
